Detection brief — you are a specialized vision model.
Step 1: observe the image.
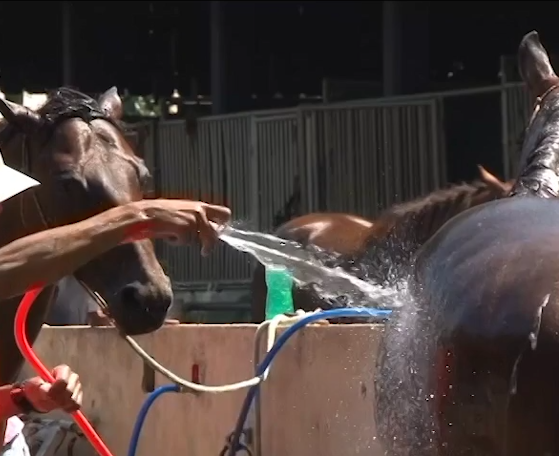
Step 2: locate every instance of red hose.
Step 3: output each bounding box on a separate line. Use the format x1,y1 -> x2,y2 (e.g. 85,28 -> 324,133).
15,286 -> 114,456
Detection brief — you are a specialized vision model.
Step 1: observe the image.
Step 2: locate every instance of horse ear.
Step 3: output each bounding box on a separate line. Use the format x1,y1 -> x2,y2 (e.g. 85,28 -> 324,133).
518,31 -> 559,99
0,99 -> 42,135
477,165 -> 509,195
98,87 -> 123,120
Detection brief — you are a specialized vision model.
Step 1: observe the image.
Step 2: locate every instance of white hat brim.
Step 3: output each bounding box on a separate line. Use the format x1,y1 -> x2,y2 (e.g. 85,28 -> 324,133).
0,164 -> 40,203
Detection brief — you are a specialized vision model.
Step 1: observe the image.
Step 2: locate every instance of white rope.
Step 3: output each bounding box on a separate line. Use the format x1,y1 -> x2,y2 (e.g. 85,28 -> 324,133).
78,277 -> 326,393
122,309 -> 321,393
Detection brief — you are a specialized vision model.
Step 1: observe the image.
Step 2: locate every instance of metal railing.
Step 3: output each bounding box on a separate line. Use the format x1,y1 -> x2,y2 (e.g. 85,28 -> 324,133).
130,81 -> 532,286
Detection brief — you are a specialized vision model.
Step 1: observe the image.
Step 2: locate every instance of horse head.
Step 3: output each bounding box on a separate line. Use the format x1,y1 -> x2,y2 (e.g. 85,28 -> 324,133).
0,87 -> 172,335
513,31 -> 559,197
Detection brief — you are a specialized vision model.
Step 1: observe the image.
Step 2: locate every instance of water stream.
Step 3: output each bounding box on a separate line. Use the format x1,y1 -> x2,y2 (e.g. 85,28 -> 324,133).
217,224 -> 429,451
217,224 -> 407,309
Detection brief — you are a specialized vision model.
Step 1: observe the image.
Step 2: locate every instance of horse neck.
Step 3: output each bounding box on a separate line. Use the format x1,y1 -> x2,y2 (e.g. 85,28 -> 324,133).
350,183 -> 495,285
510,152 -> 559,198
378,182 -> 494,251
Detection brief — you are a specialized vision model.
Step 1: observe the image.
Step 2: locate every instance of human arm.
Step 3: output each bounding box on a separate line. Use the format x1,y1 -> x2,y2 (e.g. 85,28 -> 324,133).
0,199 -> 231,300
0,204 -> 144,300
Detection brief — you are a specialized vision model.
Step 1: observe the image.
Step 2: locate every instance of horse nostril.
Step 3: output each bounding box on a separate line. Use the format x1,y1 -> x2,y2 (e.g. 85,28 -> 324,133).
113,282 -> 172,334
120,283 -> 143,307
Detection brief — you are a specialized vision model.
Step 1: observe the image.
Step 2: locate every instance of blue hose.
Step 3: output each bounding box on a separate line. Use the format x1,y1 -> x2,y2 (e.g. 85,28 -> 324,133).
224,307 -> 391,456
127,384 -> 180,456
127,307 -> 391,456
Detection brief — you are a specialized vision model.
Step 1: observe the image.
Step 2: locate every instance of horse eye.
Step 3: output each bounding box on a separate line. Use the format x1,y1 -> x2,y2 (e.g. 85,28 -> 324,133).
54,170 -> 77,181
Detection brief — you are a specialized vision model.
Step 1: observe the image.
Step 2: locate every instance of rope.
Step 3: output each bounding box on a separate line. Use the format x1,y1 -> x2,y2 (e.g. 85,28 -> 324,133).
123,309 -> 323,393
76,281 -> 323,394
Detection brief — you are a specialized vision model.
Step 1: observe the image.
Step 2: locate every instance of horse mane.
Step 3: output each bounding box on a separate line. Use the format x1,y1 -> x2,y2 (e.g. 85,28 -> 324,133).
374,179 -> 498,248
380,180 -> 490,221
353,179 -> 499,285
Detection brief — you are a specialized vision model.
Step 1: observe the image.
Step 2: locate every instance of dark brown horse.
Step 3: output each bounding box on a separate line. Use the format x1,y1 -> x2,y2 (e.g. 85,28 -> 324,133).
0,87 -> 172,387
251,166 -> 513,322
375,31 -> 559,456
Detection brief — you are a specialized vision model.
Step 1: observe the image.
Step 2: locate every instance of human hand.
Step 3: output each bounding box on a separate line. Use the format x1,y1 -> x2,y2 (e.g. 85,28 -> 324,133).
87,310 -> 112,327
22,365 -> 82,413
134,199 -> 232,255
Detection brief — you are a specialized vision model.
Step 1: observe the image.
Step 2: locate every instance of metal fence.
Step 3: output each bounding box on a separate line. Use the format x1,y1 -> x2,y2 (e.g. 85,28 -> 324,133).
501,83 -> 532,180
132,81 -> 533,287
133,98 -> 444,286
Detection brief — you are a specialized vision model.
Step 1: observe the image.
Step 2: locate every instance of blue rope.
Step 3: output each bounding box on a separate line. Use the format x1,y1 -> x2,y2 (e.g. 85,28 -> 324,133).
127,384 -> 180,456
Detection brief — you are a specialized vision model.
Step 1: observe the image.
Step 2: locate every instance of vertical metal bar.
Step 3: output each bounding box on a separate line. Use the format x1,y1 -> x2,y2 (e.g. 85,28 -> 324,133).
297,107 -> 310,213
250,116 -> 260,230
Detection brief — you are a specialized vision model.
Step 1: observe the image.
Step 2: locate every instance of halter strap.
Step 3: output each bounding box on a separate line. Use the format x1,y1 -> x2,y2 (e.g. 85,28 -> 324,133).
528,83 -> 559,127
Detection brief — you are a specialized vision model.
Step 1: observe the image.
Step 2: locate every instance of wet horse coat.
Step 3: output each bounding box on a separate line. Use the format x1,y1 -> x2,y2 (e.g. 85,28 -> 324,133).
375,32 -> 559,456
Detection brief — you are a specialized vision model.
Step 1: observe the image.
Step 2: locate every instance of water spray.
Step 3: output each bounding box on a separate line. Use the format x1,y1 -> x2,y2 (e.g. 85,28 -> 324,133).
16,227 -> 395,456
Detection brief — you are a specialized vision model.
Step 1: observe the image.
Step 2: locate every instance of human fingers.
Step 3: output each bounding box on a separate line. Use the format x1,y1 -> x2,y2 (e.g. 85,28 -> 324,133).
195,208 -> 219,256
62,382 -> 82,413
49,366 -> 80,404
204,204 -> 232,226
51,364 -> 72,381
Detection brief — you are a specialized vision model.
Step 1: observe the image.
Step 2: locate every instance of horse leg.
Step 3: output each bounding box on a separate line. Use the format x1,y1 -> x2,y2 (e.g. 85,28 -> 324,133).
437,328 -> 559,456
435,341 -> 519,456
503,300 -> 559,456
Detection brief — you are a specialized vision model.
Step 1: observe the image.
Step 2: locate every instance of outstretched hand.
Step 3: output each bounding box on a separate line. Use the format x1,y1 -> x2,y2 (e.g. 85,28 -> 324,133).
133,199 -> 232,255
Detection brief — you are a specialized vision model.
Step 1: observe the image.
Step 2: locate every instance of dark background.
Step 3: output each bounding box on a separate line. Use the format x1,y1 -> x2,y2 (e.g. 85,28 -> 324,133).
0,1 -> 556,96
0,1 -> 554,183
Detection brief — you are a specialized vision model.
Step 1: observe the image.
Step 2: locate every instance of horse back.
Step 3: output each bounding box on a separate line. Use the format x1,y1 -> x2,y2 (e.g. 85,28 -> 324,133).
417,196 -> 559,338
406,196 -> 559,455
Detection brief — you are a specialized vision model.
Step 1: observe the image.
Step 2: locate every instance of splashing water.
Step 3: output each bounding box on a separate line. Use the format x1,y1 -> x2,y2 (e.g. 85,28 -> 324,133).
217,224 -> 407,309
216,225 -> 431,450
